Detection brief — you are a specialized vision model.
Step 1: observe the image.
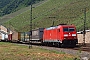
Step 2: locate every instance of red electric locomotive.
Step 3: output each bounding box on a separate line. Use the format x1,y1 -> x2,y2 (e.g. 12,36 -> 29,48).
43,24 -> 78,47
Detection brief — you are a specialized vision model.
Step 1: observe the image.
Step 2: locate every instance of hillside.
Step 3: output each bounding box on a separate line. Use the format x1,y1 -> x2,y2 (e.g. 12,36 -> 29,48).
3,0 -> 90,32
0,0 -> 44,16
0,0 -> 47,24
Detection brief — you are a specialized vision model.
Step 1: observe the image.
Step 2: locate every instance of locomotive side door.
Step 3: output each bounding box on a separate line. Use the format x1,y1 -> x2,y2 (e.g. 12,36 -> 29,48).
57,28 -> 61,41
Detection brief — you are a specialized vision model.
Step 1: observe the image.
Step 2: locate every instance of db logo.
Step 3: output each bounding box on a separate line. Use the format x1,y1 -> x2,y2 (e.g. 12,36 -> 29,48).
69,33 -> 71,36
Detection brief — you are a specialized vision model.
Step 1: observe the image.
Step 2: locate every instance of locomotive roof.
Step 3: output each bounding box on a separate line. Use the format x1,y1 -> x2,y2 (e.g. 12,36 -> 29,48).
59,25 -> 74,27
45,25 -> 75,30
46,26 -> 57,30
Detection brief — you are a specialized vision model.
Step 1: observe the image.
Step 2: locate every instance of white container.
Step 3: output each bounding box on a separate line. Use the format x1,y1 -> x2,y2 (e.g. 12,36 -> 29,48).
1,33 -> 5,40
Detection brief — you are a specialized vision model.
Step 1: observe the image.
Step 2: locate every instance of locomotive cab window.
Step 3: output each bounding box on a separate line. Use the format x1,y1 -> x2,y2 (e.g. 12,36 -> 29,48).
63,28 -> 68,32
63,28 -> 75,32
69,28 -> 75,32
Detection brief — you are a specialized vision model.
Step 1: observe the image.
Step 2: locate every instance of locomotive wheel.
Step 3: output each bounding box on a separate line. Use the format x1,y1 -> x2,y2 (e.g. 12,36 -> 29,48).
57,42 -> 61,48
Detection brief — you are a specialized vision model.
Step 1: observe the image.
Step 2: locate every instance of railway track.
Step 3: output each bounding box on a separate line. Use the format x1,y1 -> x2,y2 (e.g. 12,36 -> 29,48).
32,43 -> 90,52
18,42 -> 90,52
70,44 -> 90,52
6,41 -> 90,53
72,46 -> 90,52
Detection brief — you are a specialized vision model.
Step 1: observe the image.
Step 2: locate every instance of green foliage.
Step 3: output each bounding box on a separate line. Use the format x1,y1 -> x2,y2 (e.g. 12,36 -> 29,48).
3,0 -> 90,32
0,0 -> 43,16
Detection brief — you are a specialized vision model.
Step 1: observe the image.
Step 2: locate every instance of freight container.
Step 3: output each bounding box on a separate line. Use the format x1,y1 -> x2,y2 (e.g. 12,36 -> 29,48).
1,33 -> 5,40
8,34 -> 12,41
8,30 -> 13,41
18,32 -> 21,40
5,34 -> 8,40
31,28 -> 44,42
8,31 -> 20,42
19,28 -> 44,42
0,31 -> 8,41
12,31 -> 21,42
20,32 -> 27,42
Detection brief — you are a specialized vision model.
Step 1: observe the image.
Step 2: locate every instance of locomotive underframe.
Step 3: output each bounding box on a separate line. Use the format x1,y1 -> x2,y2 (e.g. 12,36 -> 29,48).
42,39 -> 78,47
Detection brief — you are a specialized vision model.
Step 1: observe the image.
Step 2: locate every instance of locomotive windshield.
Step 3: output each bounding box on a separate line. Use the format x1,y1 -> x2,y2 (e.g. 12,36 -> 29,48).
69,28 -> 75,32
63,28 -> 68,32
63,28 -> 75,32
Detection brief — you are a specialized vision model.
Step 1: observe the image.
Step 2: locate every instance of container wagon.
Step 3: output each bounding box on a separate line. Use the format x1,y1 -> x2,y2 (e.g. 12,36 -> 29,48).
19,28 -> 44,43
19,32 -> 29,42
43,24 -> 78,47
8,31 -> 21,42
31,28 -> 44,42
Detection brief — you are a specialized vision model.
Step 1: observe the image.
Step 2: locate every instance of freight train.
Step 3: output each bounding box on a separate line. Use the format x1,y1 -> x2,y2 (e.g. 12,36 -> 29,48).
1,24 -> 78,47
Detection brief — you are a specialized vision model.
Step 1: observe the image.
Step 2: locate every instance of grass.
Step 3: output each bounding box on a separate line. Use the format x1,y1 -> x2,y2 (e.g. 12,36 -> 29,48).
0,42 -> 79,60
2,0 -> 90,32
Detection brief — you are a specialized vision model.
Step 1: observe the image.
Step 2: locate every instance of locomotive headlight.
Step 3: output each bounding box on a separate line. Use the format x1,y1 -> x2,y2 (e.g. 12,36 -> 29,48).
64,34 -> 68,37
72,34 -> 76,36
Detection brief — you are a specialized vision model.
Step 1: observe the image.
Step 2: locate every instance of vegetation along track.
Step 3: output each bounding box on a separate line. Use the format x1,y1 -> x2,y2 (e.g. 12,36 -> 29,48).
2,41 -> 90,59
13,42 -> 90,59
